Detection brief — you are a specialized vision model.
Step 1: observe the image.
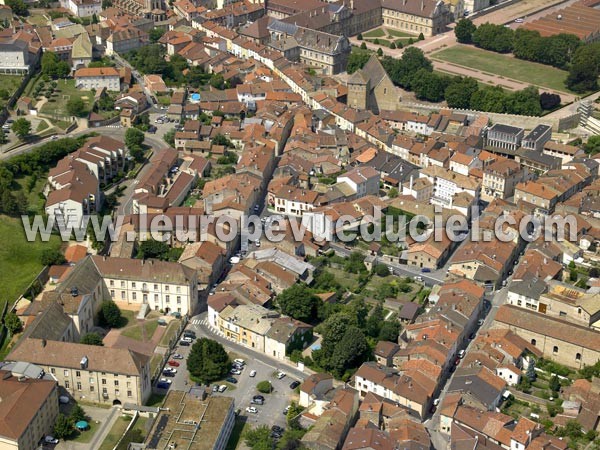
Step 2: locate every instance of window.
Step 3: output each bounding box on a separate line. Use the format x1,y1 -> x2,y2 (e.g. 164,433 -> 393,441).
165,285 -> 170,291
115,389 -> 120,396
132,282 -> 136,288
76,371 -> 81,377
77,382 -> 82,391
132,292 -> 137,300
64,370 -> 69,377
121,281 -> 125,288
576,353 -> 581,361
154,284 -> 158,290
114,380 -> 119,386
176,286 -> 181,293
110,280 -> 114,287
65,381 -> 70,389
531,339 -> 537,346
166,295 -> 170,303
89,378 -> 94,384
102,379 -> 107,385
127,390 -> 133,397
51,368 -> 55,374
121,291 -> 125,299
90,385 -> 94,392
553,346 -> 559,354
111,290 -> 115,298
177,296 -> 181,304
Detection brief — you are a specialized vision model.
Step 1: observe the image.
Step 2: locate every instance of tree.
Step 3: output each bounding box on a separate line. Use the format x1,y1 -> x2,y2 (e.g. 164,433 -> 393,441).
4,312 -> 23,335
67,97 -> 88,117
472,23 -> 514,53
540,92 -> 561,110
99,300 -> 123,328
418,32 -> 425,41
373,38 -> 380,45
566,43 -> 600,93
357,33 -> 363,40
276,284 -> 321,323
549,375 -> 561,393
137,239 -> 170,260
585,136 -> 600,155
5,0 -> 28,15
570,268 -> 578,281
244,425 -> 273,450
347,49 -> 371,74
329,326 -> 370,378
373,264 -> 390,277
210,73 -> 225,90
377,47 -> 383,57
149,27 -> 166,43
445,76 -> 479,109
286,401 -> 304,429
129,145 -> 145,163
80,332 -> 104,346
344,251 -> 366,273
388,187 -> 398,198
40,248 -> 66,266
187,338 -> 230,384
366,303 -> 385,337
256,380 -> 272,393
212,134 -> 232,147
11,118 -> 31,140
390,42 -> 396,49
455,19 -> 476,44
125,127 -> 145,149
410,69 -> 449,102
41,51 -> 60,77
54,414 -> 74,439
69,404 -> 88,423
164,128 -> 176,147
508,86 -> 542,116
379,320 -> 401,342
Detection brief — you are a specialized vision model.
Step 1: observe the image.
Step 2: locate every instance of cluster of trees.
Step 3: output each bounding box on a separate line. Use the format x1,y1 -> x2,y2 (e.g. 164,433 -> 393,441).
80,332 -> 104,346
376,48 -> 549,115
4,312 -> 23,335
41,52 -> 70,79
67,97 -> 89,118
125,127 -> 145,162
98,300 -> 124,328
584,135 -> 600,155
11,118 -> 32,140
0,135 -> 89,216
136,239 -> 183,261
53,405 -> 88,439
455,19 -> 600,93
41,248 -> 66,266
187,338 -> 230,384
5,0 -> 28,15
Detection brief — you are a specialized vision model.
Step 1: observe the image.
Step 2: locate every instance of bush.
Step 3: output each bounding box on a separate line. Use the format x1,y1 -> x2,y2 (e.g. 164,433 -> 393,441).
372,264 -> 390,277
360,42 -> 367,49
256,380 -> 272,393
357,33 -> 363,40
41,248 -> 66,266
99,301 -> 123,328
80,332 -> 104,346
390,42 -> 396,49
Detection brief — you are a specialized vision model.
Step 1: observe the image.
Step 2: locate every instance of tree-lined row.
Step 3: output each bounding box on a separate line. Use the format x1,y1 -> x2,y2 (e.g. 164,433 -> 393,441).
455,20 -> 600,93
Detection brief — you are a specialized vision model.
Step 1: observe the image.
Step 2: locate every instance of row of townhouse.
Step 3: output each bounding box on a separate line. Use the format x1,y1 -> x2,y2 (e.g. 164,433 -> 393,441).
44,136 -> 126,227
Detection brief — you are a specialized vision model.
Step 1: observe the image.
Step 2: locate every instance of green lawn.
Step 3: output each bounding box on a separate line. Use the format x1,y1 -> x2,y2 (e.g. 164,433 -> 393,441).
158,319 -> 181,347
366,38 -> 391,47
149,353 -> 164,377
40,79 -> 93,119
386,29 -> 413,38
0,75 -> 24,108
0,215 -> 62,306
98,416 -> 132,450
363,28 -> 386,38
431,45 -> 573,93
116,416 -> 148,450
121,319 -> 159,341
14,175 -> 49,215
70,421 -> 99,443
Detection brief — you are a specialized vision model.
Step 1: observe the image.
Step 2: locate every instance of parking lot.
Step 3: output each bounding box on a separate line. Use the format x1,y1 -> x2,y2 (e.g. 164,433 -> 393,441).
155,331 -> 301,430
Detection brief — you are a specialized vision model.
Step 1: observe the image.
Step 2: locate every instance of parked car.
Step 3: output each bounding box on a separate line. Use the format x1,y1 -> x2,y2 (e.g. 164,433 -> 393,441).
179,340 -> 191,346
181,336 -> 193,343
251,398 -> 264,405
272,425 -> 284,433
159,378 -> 172,384
163,367 -> 177,375
213,385 -> 219,392
253,395 -> 265,401
172,353 -> 184,359
246,406 -> 258,414
230,369 -> 242,375
218,385 -> 227,392
168,360 -> 180,367
162,371 -> 175,377
289,380 -> 301,389
58,395 -> 70,404
226,377 -> 238,384
515,17 -> 524,22
477,319 -> 485,326
183,330 -> 196,338
421,268 -> 431,273
458,349 -> 465,359
157,381 -> 171,389
45,436 -> 59,444
234,359 -> 245,366
249,370 -> 257,377
277,372 -> 286,379
148,125 -> 157,134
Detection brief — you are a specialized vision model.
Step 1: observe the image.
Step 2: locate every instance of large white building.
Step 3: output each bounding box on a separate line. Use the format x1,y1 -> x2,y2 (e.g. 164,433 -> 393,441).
60,0 -> 102,17
74,67 -> 120,91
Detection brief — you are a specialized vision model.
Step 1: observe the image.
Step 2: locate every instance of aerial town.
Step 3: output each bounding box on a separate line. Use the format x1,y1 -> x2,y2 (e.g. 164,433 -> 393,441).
0,0 -> 599,449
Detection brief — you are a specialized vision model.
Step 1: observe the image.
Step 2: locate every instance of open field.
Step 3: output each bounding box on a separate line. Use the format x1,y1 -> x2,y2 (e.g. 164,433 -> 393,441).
0,215 -> 62,305
40,79 -> 92,119
0,75 -> 24,109
121,319 -> 159,341
431,45 -> 574,93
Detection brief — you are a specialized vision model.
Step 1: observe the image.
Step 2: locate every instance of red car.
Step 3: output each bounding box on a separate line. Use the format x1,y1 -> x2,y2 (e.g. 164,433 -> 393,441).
168,360 -> 180,367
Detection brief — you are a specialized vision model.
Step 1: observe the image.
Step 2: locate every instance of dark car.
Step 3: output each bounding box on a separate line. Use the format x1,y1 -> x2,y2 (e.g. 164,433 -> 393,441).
183,330 -> 196,338
162,371 -> 175,377
271,425 -> 284,433
225,377 -> 238,384
148,125 -> 157,134
289,380 -> 301,389
157,382 -> 170,389
421,268 -> 432,273
251,398 -> 264,405
179,340 -> 191,346
253,395 -> 265,401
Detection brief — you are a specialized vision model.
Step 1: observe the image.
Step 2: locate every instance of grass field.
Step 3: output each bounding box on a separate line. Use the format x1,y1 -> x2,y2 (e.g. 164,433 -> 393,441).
158,319 -> 181,347
0,215 -> 62,305
0,75 -> 24,109
121,319 -> 159,341
432,45 -> 572,93
98,416 -> 131,450
40,79 -> 92,119
14,175 -> 49,215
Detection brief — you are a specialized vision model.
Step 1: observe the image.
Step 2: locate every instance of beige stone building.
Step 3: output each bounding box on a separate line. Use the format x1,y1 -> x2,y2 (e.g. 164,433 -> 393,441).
381,0 -> 453,37
347,55 -> 399,113
218,304 -> 277,353
492,305 -> 600,369
0,370 -> 59,450
482,158 -> 529,202
7,338 -> 152,406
